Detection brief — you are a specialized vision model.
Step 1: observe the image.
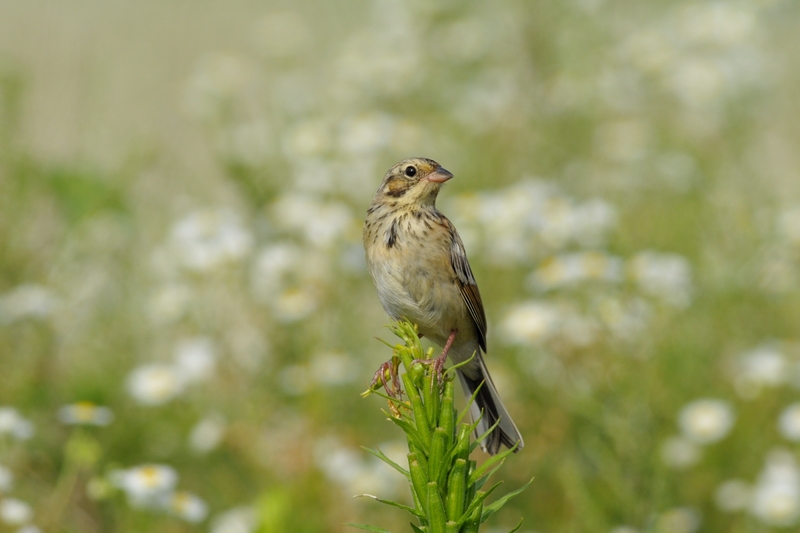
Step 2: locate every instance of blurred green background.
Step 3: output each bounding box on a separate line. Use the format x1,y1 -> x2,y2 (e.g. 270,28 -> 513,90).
2,0 -> 800,532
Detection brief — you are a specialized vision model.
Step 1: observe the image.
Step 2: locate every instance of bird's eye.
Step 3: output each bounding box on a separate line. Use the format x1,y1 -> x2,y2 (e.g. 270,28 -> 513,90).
404,166 -> 417,177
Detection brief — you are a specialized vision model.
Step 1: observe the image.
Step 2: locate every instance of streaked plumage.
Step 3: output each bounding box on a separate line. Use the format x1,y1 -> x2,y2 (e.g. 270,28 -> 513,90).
363,157 -> 523,455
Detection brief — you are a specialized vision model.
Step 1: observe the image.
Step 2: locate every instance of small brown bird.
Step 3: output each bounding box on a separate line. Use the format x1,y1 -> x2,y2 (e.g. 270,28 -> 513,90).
363,157 -> 523,455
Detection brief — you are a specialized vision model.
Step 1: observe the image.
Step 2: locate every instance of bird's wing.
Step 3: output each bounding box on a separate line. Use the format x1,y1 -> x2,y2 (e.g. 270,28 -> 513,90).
449,227 -> 488,352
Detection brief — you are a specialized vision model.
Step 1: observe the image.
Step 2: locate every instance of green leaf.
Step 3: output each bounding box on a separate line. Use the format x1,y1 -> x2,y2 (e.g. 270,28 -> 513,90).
505,517 -> 525,533
459,482 -> 503,526
480,478 -> 534,524
460,500 -> 482,533
445,350 -> 476,376
345,523 -> 393,533
366,386 -> 403,404
373,335 -> 398,349
364,387 -> 391,401
354,494 -> 422,517
456,380 -> 484,426
389,416 -> 429,456
437,445 -> 459,487
469,417 -> 502,454
362,446 -> 410,480
469,456 -> 506,489
410,524 -> 426,533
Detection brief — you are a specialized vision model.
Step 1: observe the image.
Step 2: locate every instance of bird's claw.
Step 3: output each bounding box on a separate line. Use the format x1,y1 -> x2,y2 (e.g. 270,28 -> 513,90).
410,349 -> 450,390
371,356 -> 402,398
411,328 -> 458,390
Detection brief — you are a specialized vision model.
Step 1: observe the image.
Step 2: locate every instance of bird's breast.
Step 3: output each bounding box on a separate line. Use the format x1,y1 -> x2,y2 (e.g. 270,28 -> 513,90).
364,211 -> 469,344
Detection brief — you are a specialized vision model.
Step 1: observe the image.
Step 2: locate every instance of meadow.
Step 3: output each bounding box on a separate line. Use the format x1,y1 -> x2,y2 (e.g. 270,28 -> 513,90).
2,0 -> 800,532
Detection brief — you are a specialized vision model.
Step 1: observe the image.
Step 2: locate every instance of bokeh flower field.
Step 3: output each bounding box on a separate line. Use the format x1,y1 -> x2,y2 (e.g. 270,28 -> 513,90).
2,0 -> 800,531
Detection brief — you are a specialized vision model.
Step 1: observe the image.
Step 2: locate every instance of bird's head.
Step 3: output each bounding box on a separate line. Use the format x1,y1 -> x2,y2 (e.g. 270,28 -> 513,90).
373,157 -> 453,209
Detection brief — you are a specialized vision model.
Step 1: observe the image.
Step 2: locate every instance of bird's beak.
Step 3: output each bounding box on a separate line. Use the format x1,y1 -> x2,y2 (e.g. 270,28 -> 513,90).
426,167 -> 453,183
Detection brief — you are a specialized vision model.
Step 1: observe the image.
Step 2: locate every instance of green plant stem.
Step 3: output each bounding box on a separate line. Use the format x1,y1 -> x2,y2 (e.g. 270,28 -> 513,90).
354,320 -> 529,533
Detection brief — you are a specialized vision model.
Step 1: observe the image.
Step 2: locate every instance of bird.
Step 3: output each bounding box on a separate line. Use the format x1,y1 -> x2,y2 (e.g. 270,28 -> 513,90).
363,157 -> 523,455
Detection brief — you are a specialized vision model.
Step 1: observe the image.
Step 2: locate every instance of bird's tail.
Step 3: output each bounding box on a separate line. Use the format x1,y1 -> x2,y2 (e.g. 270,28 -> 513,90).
456,355 -> 524,456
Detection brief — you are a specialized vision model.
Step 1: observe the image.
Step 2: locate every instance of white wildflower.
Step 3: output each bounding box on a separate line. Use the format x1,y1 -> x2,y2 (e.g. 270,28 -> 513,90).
628,251 -> 692,307
0,407 -> 34,440
168,491 -> 208,523
499,301 -> 560,345
170,208 -> 253,272
715,479 -> 751,512
126,364 -> 186,406
0,284 -> 57,324
735,345 -> 786,398
596,297 -> 652,341
570,199 -> 617,247
189,416 -> 226,454
678,399 -> 735,444
271,194 -> 353,248
173,337 -> 216,384
750,450 -> 800,526
0,498 -> 33,525
210,506 -> 257,533
529,252 -> 623,291
251,243 -> 302,300
110,464 -> 178,507
57,402 -> 114,426
779,403 -> 800,441
313,437 -> 398,497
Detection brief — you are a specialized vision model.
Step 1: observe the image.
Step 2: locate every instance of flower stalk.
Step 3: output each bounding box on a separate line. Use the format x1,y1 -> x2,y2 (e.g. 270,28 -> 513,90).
349,320 -> 530,533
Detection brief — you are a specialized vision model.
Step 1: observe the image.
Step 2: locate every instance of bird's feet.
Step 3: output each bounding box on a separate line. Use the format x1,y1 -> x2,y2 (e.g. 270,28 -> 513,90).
371,355 -> 402,398
411,329 -> 458,389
